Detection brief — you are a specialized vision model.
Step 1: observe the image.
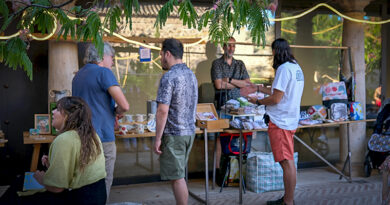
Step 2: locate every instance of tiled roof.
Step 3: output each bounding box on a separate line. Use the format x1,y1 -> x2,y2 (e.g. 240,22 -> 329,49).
136,2 -> 210,17
95,1 -> 212,17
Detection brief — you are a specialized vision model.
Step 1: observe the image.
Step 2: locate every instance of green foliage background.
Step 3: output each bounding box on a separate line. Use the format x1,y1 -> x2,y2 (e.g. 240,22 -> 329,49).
0,0 -> 270,80
281,12 -> 382,103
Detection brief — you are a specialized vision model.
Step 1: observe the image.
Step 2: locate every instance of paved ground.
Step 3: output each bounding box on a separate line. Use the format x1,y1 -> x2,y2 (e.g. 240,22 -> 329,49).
109,167 -> 383,205
0,186 -> 9,200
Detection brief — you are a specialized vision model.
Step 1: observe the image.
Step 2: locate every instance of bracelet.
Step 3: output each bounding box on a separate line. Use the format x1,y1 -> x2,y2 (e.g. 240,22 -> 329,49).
256,99 -> 262,105
257,85 -> 260,93
229,78 -> 232,83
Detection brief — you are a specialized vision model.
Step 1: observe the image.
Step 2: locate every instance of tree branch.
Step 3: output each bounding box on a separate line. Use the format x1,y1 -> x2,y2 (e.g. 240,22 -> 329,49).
12,0 -> 75,18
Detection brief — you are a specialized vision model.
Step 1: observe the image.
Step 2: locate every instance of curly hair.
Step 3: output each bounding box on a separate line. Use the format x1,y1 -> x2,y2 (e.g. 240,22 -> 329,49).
56,96 -> 102,171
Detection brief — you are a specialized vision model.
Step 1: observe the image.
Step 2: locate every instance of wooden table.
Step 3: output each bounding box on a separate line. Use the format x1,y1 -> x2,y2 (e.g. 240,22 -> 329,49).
23,128 -> 223,173
23,127 -> 225,175
23,132 -> 56,172
223,119 -> 375,204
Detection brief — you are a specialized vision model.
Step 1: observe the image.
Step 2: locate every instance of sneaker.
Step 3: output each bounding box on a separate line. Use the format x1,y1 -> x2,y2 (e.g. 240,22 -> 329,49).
266,197 -> 295,205
266,197 -> 285,205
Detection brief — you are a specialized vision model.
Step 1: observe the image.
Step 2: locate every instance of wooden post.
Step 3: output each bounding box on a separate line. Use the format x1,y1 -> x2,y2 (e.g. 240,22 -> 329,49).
48,1 -> 78,101
336,0 -> 371,177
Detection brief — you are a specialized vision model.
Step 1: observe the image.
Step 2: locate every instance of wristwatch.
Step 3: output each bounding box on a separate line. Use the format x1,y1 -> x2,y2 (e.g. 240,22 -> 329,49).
256,99 -> 262,105
229,78 -> 232,83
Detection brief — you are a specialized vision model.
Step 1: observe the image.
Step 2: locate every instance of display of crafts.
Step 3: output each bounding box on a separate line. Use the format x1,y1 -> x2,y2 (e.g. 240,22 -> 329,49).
299,103 -> 351,126
196,112 -> 218,121
146,114 -> 156,132
221,97 -> 265,115
230,118 -> 268,130
117,114 -> 156,135
220,97 -> 267,130
299,105 -> 327,125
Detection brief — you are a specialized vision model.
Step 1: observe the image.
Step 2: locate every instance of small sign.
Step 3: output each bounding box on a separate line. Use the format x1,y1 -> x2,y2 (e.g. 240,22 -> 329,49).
139,47 -> 151,62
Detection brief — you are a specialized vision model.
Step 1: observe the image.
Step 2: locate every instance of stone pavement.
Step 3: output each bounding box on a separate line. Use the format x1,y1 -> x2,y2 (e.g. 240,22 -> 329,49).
140,181 -> 380,205
109,168 -> 383,205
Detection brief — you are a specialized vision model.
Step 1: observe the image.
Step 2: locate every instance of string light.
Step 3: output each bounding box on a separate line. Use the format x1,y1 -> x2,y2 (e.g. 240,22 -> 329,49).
270,3 -> 390,25
0,12 -> 57,40
281,23 -> 343,35
0,3 -> 388,49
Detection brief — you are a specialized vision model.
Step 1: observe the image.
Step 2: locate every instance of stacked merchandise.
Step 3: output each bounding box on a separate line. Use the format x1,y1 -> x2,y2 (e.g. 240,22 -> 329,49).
299,81 -> 364,125
222,97 -> 267,130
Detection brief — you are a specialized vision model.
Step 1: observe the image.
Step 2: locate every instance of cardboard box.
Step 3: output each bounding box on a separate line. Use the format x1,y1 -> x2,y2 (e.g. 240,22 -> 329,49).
196,103 -> 229,129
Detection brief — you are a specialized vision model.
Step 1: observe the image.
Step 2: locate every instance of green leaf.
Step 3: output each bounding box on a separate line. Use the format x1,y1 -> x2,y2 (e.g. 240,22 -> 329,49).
76,11 -> 102,44
0,41 -> 6,62
71,6 -> 82,13
55,9 -> 81,40
0,0 -> 9,28
208,19 -> 230,46
33,0 -> 51,7
104,6 -> 122,35
0,16 -> 14,33
121,0 -> 140,30
177,0 -> 198,29
154,0 -> 178,29
34,11 -> 55,34
247,6 -> 270,47
1,38 -> 33,80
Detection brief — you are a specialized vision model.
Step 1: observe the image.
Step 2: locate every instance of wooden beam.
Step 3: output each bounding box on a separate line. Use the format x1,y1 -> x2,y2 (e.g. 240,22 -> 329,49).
32,33 -> 349,49
31,33 -> 206,44
290,45 -> 349,49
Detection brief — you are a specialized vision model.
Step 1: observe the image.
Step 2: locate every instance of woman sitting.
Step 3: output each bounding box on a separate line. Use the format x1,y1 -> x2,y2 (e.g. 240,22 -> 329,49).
27,96 -> 106,204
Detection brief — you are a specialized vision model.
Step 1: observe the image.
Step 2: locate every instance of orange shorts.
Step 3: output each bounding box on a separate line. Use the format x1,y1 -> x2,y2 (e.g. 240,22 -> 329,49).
268,121 -> 296,162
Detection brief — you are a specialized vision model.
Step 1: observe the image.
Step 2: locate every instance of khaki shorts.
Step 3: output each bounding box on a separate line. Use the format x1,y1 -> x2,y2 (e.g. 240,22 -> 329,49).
160,134 -> 195,180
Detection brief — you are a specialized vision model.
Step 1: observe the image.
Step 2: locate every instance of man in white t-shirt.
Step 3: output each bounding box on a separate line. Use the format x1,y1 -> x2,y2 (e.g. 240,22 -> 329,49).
247,38 -> 304,205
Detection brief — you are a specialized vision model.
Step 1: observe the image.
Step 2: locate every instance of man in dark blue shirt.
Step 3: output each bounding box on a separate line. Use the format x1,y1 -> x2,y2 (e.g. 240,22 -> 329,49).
72,42 -> 129,201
